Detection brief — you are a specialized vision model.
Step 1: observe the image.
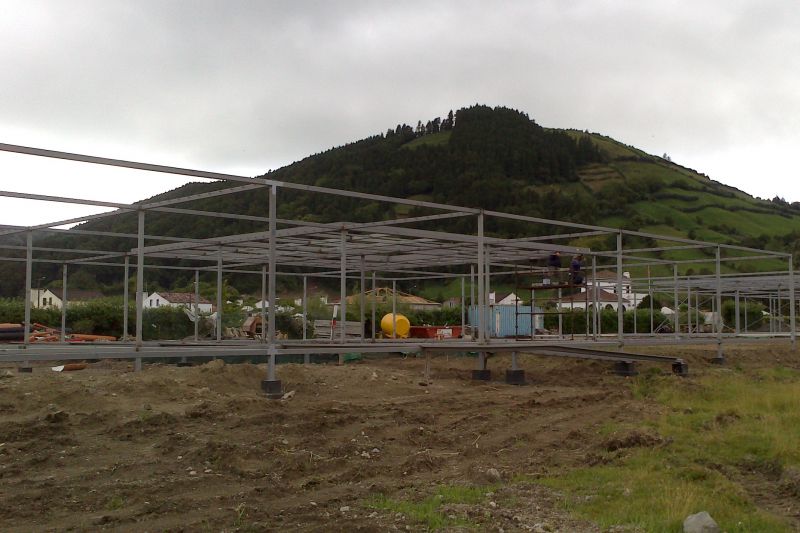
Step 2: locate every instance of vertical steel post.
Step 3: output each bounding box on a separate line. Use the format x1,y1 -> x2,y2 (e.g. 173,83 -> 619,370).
261,264 -> 267,343
371,271 -> 376,340
592,256 -> 598,340
302,275 -> 309,364
485,245 -> 491,339
616,231 -> 623,345
122,257 -> 129,342
777,285 -> 783,334
392,280 -> 397,338
557,287 -> 563,338
789,255 -> 796,348
60,263 -> 68,343
135,211 -> 145,371
673,264 -> 679,339
23,231 -> 32,346
360,256 -> 366,341
633,289 -> 638,334
302,275 -> 308,341
216,251 -> 223,342
734,290 -> 741,335
340,230 -> 347,343
461,275 -> 466,335
267,184 -> 277,381
477,212 -> 485,343
649,270 -> 654,335
194,269 -> 200,342
470,264 -> 475,335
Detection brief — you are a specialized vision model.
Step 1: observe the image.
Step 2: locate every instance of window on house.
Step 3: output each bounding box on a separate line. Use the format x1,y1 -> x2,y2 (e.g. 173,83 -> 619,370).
149,299 -> 152,306
156,299 -> 159,307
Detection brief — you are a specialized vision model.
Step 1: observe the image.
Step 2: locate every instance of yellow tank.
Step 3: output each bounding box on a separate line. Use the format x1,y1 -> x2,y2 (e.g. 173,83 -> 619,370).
380,313 -> 411,338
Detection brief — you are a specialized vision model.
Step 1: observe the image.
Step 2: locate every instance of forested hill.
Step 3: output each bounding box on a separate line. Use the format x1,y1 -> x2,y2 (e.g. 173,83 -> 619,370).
3,104 -> 800,296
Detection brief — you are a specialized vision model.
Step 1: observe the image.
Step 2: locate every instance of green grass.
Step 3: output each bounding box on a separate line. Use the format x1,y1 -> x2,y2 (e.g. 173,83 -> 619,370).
402,131 -> 452,150
367,484 -> 493,530
540,368 -> 800,532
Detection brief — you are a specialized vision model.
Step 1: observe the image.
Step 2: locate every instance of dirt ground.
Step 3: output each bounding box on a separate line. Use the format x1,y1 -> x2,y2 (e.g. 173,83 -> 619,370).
0,343 -> 796,532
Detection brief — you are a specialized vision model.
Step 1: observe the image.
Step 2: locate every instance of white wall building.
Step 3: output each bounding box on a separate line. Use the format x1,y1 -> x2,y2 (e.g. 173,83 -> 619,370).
30,288 -> 104,309
144,292 -> 213,313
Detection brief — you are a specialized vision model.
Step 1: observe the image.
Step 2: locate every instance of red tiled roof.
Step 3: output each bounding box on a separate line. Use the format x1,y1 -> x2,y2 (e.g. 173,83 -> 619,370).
561,288 -> 629,304
158,292 -> 211,304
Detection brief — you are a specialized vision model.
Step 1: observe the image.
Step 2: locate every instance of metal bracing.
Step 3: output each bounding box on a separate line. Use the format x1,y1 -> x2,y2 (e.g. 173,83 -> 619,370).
1,142 -> 799,373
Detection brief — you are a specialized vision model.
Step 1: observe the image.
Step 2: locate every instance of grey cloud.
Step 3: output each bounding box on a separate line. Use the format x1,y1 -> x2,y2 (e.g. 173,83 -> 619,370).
1,0 -> 799,200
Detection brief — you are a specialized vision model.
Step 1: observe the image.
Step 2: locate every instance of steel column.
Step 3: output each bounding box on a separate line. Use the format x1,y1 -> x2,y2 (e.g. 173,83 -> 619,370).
360,256 -> 365,341
477,212 -> 485,343
23,231 -> 32,346
461,275 -> 466,335
339,230 -> 347,343
734,290 -> 740,334
122,257 -> 129,342
60,264 -> 67,343
194,269 -> 200,341
392,280 -> 397,338
267,185 -> 277,377
371,271 -> 376,340
673,264 -> 679,339
216,251 -> 223,342
616,232 -> 623,345
592,256 -> 598,340
486,245 -> 491,339
267,184 -> 277,382
134,211 -> 144,371
789,255 -> 796,348
261,264 -> 267,343
302,276 -> 308,341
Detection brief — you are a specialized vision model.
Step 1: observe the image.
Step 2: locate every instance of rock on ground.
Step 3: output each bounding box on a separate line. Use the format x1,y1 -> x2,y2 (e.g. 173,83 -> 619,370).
683,511 -> 720,533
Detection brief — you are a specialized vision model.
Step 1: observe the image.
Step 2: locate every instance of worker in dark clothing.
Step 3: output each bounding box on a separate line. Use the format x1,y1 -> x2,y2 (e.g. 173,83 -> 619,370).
546,251 -> 562,284
570,254 -> 584,285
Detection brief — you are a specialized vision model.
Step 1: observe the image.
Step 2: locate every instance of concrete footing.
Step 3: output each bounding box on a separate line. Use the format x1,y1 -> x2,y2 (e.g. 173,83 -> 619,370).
471,369 -> 491,381
261,379 -> 283,399
710,356 -> 726,365
613,360 -> 638,377
176,362 -> 193,367
671,360 -> 689,376
505,369 -> 525,385
17,366 -> 32,373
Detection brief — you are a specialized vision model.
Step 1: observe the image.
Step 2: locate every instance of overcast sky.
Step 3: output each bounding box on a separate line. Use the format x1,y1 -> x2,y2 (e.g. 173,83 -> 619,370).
2,0 -> 799,227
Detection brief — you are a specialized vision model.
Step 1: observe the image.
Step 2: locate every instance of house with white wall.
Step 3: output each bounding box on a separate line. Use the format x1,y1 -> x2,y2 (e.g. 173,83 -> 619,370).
144,292 -> 213,313
30,288 -> 104,309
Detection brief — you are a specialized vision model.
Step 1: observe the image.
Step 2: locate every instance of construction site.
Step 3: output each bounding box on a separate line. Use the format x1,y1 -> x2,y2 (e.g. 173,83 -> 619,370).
1,143 -> 799,531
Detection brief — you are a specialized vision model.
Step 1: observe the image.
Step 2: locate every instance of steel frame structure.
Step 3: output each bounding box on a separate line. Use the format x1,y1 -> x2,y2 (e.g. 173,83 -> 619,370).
0,143 -> 797,392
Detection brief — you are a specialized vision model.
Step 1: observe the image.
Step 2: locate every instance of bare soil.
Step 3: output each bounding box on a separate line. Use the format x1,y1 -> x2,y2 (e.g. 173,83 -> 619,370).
0,343 -> 796,532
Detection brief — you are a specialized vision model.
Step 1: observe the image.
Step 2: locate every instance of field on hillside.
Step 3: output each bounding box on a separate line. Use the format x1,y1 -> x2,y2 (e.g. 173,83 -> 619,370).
0,344 -> 798,532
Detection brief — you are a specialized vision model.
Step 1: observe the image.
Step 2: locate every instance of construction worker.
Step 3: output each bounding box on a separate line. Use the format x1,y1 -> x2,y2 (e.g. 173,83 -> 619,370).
570,254 -> 584,285
546,251 -> 562,284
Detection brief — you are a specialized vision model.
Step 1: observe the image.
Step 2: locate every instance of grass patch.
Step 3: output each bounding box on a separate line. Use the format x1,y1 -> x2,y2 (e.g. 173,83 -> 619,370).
541,368 -> 800,532
367,484 -> 493,530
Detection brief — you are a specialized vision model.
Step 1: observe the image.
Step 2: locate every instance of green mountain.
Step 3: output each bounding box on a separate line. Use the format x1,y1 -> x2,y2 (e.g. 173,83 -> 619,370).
2,105 -> 799,297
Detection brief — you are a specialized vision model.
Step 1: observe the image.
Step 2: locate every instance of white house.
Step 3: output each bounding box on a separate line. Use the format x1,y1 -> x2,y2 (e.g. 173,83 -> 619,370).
558,288 -> 631,312
30,288 -> 104,309
144,292 -> 213,313
557,270 -> 650,312
489,292 -> 523,306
